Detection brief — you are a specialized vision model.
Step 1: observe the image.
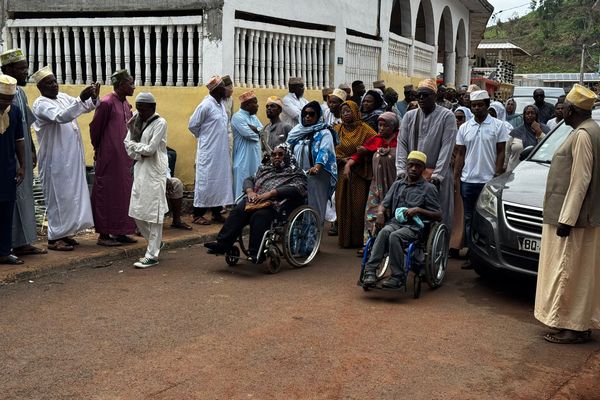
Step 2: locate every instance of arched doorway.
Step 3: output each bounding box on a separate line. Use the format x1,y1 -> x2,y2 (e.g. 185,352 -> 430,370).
389,0 -> 412,38
437,6 -> 454,85
455,19 -> 468,86
415,0 -> 435,46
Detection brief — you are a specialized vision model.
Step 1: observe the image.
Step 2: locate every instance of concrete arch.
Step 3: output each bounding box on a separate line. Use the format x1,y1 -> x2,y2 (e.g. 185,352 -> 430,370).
455,18 -> 468,86
414,0 -> 435,45
437,6 -> 455,84
389,0 -> 412,38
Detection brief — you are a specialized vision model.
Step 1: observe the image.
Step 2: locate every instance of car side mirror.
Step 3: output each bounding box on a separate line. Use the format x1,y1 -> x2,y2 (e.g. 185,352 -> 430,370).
520,146 -> 535,161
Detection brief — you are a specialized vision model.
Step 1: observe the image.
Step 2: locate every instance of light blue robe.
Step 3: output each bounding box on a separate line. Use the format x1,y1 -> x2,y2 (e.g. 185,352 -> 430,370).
232,109 -> 263,199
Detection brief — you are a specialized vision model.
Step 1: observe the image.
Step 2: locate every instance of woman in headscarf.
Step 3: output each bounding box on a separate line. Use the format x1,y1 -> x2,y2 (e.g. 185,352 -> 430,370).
506,104 -> 550,171
505,98 -> 523,128
360,89 -> 387,132
363,112 -> 399,244
204,144 -> 308,262
454,106 -> 472,127
334,100 -> 377,248
489,100 -> 507,122
286,101 -> 338,222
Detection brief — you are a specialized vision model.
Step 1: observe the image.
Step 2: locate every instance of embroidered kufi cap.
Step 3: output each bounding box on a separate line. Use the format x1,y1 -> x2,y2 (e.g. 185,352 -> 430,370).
110,69 -> 130,85
288,77 -> 304,85
206,75 -> 223,91
0,49 -> 26,66
266,96 -> 283,108
338,83 -> 351,90
470,90 -> 490,101
239,90 -> 256,103
330,88 -> 347,101
31,66 -> 53,84
403,84 -> 414,91
566,84 -> 598,111
373,80 -> 385,88
407,151 -> 427,165
222,75 -> 233,87
0,75 -> 18,95
467,84 -> 481,93
135,92 -> 156,104
417,79 -> 437,93
322,87 -> 333,95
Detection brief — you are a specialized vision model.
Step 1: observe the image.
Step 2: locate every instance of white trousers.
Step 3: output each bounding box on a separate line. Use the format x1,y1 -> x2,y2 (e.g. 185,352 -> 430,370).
135,219 -> 163,260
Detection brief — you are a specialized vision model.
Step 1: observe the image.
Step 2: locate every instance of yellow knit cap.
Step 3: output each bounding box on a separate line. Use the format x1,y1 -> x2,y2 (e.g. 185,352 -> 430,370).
566,84 -> 598,111
407,151 -> 427,164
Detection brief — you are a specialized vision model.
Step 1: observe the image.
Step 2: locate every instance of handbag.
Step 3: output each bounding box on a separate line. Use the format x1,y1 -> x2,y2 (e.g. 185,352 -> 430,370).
244,200 -> 272,211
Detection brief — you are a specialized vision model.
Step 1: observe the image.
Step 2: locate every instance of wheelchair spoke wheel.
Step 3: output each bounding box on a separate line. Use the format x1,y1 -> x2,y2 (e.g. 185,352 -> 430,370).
376,256 -> 390,279
425,223 -> 449,288
283,205 -> 322,268
225,246 -> 240,266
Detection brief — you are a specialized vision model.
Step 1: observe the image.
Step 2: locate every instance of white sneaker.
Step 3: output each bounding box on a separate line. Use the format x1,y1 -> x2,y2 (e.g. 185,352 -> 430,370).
134,257 -> 159,269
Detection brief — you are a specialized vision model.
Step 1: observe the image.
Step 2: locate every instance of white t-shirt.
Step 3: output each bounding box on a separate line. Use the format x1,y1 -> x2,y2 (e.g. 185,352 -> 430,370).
456,115 -> 511,183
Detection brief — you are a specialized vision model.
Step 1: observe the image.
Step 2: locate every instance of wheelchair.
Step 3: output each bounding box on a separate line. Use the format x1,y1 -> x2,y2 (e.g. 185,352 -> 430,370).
223,198 -> 323,274
357,221 -> 449,298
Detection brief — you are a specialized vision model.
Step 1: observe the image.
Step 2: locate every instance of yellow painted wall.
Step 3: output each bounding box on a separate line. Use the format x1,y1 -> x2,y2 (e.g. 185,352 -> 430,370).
22,72 -> 420,187
23,84 -> 325,187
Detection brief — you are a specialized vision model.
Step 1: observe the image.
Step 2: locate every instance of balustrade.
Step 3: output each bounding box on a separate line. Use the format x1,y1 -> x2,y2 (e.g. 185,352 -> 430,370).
345,37 -> 381,87
5,16 -> 204,86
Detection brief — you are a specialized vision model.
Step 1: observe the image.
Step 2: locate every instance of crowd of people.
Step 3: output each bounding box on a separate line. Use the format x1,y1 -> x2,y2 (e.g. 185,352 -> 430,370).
0,45 -> 598,344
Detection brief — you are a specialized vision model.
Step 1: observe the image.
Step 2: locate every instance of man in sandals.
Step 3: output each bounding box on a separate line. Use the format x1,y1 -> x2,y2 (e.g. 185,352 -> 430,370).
89,70 -> 138,247
0,75 -> 27,265
535,84 -> 600,344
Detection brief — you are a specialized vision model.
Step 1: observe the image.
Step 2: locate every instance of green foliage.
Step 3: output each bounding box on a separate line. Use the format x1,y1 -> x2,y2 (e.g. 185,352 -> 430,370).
484,0 -> 600,73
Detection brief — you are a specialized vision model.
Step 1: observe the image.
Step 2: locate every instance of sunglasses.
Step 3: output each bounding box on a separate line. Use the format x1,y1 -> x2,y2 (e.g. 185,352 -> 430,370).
304,111 -> 317,117
271,152 -> 286,158
456,115 -> 465,121
416,92 -> 434,99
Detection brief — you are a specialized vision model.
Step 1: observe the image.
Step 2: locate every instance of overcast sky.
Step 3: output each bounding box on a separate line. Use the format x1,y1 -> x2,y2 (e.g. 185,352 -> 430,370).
487,0 -> 532,26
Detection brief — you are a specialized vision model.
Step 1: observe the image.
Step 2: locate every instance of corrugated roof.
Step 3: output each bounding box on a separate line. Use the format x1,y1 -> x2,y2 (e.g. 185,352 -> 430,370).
519,73 -> 600,82
477,42 -> 531,56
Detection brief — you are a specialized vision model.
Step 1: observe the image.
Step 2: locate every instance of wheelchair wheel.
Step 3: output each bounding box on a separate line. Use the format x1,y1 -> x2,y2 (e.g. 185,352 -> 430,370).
377,256 -> 390,278
413,274 -> 422,299
237,233 -> 250,257
225,246 -> 240,266
283,205 -> 322,268
424,223 -> 449,288
266,245 -> 281,274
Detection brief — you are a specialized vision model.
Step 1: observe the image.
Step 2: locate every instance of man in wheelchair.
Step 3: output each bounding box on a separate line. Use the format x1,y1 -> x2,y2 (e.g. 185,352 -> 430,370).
362,151 -> 442,289
204,144 -> 307,263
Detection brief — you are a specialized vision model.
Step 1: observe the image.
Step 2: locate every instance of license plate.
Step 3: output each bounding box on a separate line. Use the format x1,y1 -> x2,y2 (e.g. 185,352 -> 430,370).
518,237 -> 541,253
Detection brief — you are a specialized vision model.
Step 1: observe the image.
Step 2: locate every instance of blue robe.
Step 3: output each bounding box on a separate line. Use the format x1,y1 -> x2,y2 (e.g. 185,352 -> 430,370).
232,109 -> 263,199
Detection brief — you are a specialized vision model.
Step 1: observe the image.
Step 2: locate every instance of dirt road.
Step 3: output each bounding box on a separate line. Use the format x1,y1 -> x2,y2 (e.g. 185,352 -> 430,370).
1,236 -> 598,399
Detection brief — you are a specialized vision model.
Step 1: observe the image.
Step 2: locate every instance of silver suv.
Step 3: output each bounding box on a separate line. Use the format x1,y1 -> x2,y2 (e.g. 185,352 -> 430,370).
470,107 -> 600,277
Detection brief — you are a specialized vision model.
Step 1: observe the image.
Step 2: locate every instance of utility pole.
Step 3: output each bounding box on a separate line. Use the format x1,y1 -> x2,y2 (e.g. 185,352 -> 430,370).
580,44 -> 586,85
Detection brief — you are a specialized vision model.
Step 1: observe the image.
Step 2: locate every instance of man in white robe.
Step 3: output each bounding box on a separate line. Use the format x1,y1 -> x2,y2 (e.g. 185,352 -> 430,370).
188,75 -> 233,225
1,49 -> 46,256
232,91 -> 263,199
31,66 -> 99,251
281,77 -> 308,126
124,92 -> 168,269
535,84 -> 600,344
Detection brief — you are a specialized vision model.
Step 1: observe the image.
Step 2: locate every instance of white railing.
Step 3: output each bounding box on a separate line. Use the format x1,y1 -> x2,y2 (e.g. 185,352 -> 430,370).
387,32 -> 410,76
5,16 -> 204,86
346,36 -> 381,87
413,41 -> 435,78
234,20 -> 335,89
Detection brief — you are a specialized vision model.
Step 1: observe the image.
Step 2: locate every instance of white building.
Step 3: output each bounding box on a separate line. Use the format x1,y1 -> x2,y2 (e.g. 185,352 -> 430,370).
1,0 -> 493,88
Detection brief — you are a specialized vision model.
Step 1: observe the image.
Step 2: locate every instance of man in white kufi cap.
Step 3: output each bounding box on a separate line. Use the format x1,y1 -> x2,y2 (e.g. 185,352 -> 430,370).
188,76 -> 233,225
453,88 -> 510,269
124,92 -> 168,268
281,77 -> 308,126
1,49 -> 46,258
0,75 -> 27,265
31,66 -> 100,251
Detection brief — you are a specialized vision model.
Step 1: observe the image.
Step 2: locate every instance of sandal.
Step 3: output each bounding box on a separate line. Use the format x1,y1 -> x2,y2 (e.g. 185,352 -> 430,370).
171,221 -> 193,230
114,235 -> 138,244
192,216 -> 212,225
62,237 -> 79,246
544,329 -> 592,344
48,240 -> 74,252
97,238 -> 122,247
0,254 -> 24,265
13,245 -> 47,256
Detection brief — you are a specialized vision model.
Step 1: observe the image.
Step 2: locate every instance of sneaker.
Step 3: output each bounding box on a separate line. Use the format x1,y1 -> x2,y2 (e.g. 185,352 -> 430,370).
362,271 -> 377,286
134,257 -> 159,269
382,275 -> 405,289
